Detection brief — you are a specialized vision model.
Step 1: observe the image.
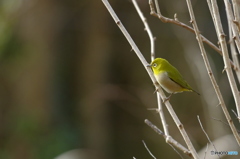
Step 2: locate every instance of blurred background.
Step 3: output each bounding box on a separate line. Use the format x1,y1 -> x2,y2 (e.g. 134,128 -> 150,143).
0,0 -> 239,158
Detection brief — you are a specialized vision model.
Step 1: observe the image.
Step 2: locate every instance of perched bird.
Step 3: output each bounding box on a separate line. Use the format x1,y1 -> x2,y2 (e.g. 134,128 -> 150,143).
147,58 -> 199,102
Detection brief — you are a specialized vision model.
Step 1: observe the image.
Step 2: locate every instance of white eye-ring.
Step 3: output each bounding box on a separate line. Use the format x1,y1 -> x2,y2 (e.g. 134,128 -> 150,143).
153,63 -> 157,67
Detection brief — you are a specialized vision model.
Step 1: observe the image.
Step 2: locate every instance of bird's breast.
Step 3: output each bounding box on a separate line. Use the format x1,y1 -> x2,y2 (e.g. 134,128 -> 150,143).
155,71 -> 183,93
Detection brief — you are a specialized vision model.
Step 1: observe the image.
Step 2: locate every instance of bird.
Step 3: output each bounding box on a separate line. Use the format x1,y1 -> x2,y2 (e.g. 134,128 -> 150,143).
147,58 -> 199,102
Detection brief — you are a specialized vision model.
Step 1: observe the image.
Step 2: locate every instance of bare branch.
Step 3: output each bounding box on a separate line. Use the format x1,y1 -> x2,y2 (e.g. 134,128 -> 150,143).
224,0 -> 240,54
156,93 -> 169,136
144,119 -> 164,136
168,144 -> 184,159
228,10 -> 240,83
211,117 -> 229,127
232,0 -> 240,31
212,116 -> 240,133
232,109 -> 240,120
142,140 -> 157,159
144,119 -> 193,158
132,0 -> 155,61
203,143 -> 208,159
197,116 -> 220,159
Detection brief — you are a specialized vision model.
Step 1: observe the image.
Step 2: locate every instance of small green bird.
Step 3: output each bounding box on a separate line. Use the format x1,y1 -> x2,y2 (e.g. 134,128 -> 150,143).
148,58 -> 199,101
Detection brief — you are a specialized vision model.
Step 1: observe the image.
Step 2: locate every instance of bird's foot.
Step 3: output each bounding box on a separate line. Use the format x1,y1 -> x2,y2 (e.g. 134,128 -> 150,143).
152,82 -> 160,94
153,88 -> 158,94
163,93 -> 173,104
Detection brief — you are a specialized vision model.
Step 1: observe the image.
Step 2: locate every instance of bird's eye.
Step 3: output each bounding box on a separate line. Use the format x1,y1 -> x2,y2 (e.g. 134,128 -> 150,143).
153,63 -> 157,67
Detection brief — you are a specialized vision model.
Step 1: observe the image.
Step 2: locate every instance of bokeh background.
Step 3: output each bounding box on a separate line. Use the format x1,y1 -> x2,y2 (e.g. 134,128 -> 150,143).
0,0 -> 239,158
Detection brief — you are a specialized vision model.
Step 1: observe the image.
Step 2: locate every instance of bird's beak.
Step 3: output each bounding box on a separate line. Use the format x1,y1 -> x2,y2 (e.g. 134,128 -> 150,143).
147,64 -> 152,67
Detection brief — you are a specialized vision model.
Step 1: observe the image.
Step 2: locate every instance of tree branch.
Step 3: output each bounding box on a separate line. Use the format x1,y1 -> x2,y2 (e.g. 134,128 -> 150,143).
132,0 -> 155,61
232,0 -> 240,32
149,0 -> 238,71
132,0 -> 169,137
144,119 -> 192,158
142,140 -> 157,159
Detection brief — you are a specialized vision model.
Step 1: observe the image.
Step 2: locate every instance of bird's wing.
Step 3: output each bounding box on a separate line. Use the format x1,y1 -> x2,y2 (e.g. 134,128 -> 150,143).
167,67 -> 193,91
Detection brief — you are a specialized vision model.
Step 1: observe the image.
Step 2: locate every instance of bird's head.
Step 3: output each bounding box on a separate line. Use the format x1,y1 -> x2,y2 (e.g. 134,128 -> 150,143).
147,58 -> 167,74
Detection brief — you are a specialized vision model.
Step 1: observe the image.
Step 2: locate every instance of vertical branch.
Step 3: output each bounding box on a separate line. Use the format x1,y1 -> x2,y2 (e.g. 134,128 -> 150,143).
232,0 -> 240,31
153,0 -> 161,15
156,93 -> 169,136
132,0 -> 155,62
224,0 -> 240,54
211,0 -> 240,121
227,3 -> 240,83
132,0 -> 169,137
132,0 -> 155,61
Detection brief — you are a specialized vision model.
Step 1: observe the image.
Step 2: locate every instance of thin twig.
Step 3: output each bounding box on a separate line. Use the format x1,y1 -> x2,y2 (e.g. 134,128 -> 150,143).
203,143 -> 208,159
211,117 -> 229,127
168,143 -> 184,159
132,0 -> 155,61
197,116 -> 220,159
144,119 -> 193,158
232,109 -> 240,120
142,140 -> 157,159
153,0 -> 161,15
212,115 -> 240,134
144,119 -> 165,136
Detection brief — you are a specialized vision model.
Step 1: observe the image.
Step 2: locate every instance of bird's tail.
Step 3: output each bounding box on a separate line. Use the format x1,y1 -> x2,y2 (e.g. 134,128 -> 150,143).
192,89 -> 200,95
